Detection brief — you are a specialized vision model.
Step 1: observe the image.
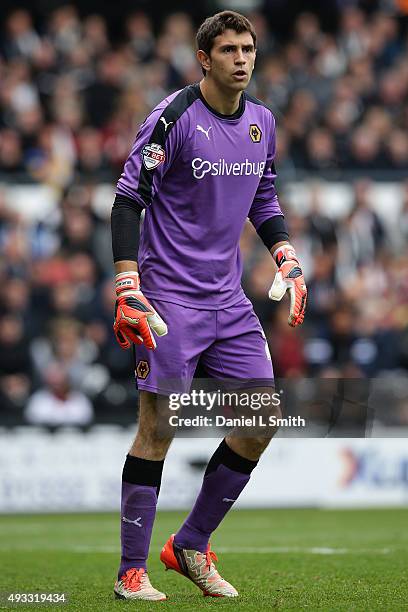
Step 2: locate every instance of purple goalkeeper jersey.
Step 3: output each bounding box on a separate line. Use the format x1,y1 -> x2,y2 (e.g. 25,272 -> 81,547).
116,83 -> 283,309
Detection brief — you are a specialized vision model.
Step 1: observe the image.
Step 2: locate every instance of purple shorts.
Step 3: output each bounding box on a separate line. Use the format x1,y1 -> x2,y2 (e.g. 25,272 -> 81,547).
133,296 -> 274,395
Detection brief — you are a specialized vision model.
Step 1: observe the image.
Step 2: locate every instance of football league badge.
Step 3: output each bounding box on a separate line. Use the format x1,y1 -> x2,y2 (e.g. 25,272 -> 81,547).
141,143 -> 166,170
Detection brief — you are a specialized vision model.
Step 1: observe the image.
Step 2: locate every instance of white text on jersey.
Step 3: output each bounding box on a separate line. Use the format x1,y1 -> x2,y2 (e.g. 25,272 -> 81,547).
192,157 -> 266,180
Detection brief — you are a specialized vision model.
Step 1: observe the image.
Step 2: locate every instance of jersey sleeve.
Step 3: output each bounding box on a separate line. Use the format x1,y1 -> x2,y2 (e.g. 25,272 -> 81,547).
248,111 -> 283,230
116,107 -> 184,208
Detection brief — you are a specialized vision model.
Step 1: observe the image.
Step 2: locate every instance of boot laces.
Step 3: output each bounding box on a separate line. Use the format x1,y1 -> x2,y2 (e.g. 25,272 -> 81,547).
122,567 -> 145,591
205,545 -> 218,569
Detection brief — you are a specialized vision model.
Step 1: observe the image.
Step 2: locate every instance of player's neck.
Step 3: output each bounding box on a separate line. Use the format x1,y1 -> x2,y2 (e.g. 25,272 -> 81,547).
199,78 -> 242,116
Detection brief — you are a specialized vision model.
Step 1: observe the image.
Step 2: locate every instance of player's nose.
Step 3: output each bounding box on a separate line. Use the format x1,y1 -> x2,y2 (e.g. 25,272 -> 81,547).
235,49 -> 246,64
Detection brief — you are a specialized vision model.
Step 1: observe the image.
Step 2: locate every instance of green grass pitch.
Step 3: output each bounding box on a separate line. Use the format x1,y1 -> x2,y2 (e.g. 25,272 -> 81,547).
0,508 -> 407,611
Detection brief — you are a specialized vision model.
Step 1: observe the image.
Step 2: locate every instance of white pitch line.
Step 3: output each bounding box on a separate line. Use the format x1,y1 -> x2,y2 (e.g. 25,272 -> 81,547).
0,545 -> 392,555
216,546 -> 392,555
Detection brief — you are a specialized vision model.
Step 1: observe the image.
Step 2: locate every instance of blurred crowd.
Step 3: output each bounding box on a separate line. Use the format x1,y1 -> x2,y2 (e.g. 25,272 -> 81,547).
0,5 -> 408,183
0,5 -> 407,426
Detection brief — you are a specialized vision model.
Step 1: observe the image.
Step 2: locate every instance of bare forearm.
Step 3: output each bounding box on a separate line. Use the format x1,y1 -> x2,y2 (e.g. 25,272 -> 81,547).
114,260 -> 139,274
269,239 -> 289,255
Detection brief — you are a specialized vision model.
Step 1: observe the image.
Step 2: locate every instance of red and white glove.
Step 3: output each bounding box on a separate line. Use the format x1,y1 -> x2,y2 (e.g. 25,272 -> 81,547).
113,271 -> 168,350
268,244 -> 307,327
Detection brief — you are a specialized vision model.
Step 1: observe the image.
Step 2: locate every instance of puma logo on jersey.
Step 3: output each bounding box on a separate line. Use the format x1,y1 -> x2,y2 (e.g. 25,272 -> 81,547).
160,117 -> 173,131
196,124 -> 212,140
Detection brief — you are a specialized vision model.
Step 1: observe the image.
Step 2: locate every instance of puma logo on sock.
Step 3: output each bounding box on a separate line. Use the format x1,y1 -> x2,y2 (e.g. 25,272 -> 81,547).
122,516 -> 142,527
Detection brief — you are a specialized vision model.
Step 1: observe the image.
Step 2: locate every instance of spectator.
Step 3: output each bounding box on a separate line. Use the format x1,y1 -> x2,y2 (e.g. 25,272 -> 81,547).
75,127 -> 111,177
84,53 -> 124,128
82,14 -> 110,60
268,302 -> 306,377
0,313 -> 32,410
126,12 -> 155,62
305,128 -> 338,174
306,252 -> 338,330
30,317 -> 98,391
2,10 -> 42,61
385,129 -> 408,169
307,185 -> 338,250
24,361 -> 93,425
348,127 -> 385,170
0,129 -> 24,174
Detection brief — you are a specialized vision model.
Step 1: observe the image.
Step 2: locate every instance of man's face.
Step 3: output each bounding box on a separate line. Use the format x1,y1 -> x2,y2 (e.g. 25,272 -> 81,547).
200,29 -> 256,92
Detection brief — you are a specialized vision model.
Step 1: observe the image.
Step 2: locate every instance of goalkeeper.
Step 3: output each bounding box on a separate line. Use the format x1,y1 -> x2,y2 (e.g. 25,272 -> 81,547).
111,10 -> 307,601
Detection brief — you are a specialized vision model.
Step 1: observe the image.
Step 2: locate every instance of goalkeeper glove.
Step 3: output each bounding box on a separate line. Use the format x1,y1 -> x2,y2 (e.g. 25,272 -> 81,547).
113,271 -> 168,350
269,244 -> 307,327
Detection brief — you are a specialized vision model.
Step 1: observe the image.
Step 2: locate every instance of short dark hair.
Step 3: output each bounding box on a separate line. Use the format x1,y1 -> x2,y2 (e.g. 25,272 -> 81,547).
196,11 -> 257,76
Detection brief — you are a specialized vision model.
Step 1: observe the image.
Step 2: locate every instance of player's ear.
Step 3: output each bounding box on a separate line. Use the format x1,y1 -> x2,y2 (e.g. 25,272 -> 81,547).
197,49 -> 211,74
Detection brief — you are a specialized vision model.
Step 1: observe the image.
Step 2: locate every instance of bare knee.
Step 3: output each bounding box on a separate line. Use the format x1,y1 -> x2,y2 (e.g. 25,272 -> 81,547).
226,434 -> 273,461
227,394 -> 282,461
130,391 -> 174,460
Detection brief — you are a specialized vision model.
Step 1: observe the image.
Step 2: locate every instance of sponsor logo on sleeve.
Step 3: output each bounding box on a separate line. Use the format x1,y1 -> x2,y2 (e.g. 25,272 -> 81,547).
141,143 -> 166,170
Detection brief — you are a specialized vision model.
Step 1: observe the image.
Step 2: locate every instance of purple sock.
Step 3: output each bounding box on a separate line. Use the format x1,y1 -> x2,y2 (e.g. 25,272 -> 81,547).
174,440 -> 257,553
118,455 -> 164,579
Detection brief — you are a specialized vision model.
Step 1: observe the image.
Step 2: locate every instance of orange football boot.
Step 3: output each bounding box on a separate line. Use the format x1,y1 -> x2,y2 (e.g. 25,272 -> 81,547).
160,534 -> 238,597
